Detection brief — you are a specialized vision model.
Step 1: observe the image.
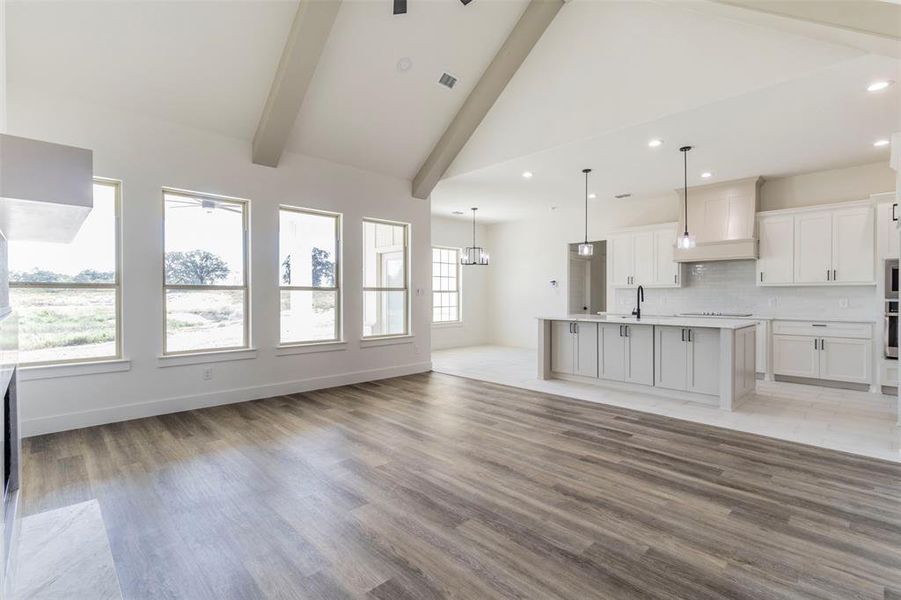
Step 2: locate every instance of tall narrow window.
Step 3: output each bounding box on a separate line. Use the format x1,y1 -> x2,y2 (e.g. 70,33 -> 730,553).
163,190 -> 248,354
9,179 -> 121,365
432,247 -> 461,323
362,219 -> 409,338
279,207 -> 341,344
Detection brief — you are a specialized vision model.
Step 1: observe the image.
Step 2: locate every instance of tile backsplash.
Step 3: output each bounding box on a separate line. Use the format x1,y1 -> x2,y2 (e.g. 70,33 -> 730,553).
613,260 -> 880,320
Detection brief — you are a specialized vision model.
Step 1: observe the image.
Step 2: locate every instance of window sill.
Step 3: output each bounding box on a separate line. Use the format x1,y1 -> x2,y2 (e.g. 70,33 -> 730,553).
432,321 -> 464,329
360,335 -> 414,348
158,348 -> 258,368
276,341 -> 347,356
19,359 -> 132,382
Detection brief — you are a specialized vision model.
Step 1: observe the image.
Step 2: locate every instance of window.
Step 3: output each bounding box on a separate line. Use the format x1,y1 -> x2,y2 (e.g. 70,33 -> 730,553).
362,219 -> 409,338
163,189 -> 248,354
432,247 -> 461,323
279,207 -> 341,345
9,179 -> 121,365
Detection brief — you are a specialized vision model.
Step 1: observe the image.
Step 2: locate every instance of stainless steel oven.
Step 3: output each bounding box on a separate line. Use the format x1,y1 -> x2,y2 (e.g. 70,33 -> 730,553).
886,259 -> 898,300
886,299 -> 898,359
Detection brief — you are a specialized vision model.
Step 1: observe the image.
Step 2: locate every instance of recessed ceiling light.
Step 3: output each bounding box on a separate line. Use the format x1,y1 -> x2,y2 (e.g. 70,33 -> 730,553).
396,57 -> 413,72
648,139 -> 663,148
701,171 -> 713,179
874,139 -> 891,147
614,193 -> 632,199
522,171 -> 533,179
588,193 -> 597,199
867,80 -> 893,92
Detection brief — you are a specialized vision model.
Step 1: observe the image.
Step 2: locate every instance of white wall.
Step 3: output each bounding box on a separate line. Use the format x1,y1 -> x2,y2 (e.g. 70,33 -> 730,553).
8,86 -> 432,435
487,162 -> 895,349
430,215 -> 491,350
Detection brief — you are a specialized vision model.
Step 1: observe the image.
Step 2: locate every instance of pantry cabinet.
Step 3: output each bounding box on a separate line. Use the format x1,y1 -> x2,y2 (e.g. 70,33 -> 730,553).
757,202 -> 875,287
607,223 -> 681,288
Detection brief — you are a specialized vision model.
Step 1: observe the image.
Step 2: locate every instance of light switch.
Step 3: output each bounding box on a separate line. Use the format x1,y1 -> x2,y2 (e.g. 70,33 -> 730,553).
839,297 -> 849,309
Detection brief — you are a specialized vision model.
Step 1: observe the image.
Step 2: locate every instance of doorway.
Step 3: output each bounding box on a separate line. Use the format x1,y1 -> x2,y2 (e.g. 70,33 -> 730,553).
567,241 -> 606,315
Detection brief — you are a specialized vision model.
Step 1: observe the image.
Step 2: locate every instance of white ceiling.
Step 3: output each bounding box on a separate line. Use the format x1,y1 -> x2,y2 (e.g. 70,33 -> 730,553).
433,0 -> 901,222
6,0 -> 298,140
285,0 -> 528,180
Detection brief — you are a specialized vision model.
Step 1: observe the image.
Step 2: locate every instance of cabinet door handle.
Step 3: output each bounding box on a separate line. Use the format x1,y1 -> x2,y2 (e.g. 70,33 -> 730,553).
687,329 -> 692,342
624,326 -> 629,337
826,269 -> 831,281
619,325 -> 623,337
681,328 -> 685,342
833,269 -> 837,281
574,322 -> 578,334
820,338 -> 825,350
760,272 -> 763,283
893,203 -> 897,222
814,339 -> 818,350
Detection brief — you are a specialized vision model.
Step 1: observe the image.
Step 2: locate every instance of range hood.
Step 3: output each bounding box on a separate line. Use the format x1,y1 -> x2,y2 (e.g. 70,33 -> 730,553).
673,176 -> 763,262
0,134 -> 93,243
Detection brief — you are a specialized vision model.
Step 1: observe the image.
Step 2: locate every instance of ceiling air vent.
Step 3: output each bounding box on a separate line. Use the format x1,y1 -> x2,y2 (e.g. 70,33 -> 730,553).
438,72 -> 458,89
614,193 -> 632,199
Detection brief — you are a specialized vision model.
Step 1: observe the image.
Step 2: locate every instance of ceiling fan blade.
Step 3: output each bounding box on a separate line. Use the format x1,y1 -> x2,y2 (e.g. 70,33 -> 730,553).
393,0 -> 406,15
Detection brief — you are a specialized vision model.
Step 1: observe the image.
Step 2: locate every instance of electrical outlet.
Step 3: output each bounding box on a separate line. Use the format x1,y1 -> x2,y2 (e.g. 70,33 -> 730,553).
413,344 -> 420,354
202,368 -> 213,381
839,297 -> 849,309
768,297 -> 777,308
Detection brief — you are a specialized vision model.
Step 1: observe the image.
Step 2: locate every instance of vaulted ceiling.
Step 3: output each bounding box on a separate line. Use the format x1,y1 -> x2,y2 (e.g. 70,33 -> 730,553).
6,0 -> 900,222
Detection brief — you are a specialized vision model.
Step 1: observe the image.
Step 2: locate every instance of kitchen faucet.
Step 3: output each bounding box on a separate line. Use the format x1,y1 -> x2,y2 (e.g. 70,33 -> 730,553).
632,285 -> 644,320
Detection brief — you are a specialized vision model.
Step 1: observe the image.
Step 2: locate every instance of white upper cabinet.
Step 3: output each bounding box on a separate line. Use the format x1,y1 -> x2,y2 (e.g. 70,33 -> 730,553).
757,201 -> 875,287
876,196 -> 899,260
756,214 -> 793,285
606,223 -> 681,288
794,211 -> 832,284
831,206 -> 875,284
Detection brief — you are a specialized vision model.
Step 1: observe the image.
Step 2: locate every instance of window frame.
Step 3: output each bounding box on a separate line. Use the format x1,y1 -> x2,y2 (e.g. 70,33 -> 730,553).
161,187 -> 250,356
361,217 -> 410,339
10,177 -> 123,367
277,205 -> 343,346
431,246 -> 462,325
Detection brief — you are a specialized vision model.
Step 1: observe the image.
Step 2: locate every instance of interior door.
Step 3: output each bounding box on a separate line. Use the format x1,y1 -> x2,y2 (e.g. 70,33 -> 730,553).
653,227 -> 678,286
608,235 -> 634,287
819,337 -> 870,384
575,322 -> 598,378
831,206 -> 875,284
757,214 -> 794,284
568,256 -> 591,313
687,327 -> 721,396
632,231 -> 655,286
598,323 -> 625,381
624,324 -> 654,385
551,321 -> 575,375
772,335 -> 819,378
654,326 -> 688,391
794,211 -> 832,284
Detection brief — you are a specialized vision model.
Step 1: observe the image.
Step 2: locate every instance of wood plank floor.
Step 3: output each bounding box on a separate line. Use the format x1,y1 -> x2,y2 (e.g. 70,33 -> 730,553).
22,372 -> 901,600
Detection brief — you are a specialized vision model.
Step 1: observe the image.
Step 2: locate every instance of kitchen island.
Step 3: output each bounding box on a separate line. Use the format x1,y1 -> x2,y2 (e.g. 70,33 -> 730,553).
537,314 -> 756,410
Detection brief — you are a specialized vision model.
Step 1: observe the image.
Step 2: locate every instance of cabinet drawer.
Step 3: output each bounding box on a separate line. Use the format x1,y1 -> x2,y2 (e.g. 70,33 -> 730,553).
771,320 -> 872,339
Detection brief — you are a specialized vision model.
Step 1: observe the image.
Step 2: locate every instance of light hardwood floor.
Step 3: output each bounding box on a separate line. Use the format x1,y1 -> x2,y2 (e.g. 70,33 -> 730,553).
22,372 -> 901,599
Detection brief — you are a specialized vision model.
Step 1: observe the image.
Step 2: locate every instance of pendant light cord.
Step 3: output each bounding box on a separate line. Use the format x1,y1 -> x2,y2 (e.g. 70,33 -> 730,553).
681,146 -> 691,237
471,208 -> 476,247
584,171 -> 588,244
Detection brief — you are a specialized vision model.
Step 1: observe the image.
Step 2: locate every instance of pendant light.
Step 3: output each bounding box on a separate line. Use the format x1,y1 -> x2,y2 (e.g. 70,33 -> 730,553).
461,207 -> 489,266
677,145 -> 696,250
577,168 -> 594,257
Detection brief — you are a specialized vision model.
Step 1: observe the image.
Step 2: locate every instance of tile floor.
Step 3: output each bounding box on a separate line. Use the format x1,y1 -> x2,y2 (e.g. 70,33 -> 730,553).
14,500 -> 122,600
432,345 -> 901,463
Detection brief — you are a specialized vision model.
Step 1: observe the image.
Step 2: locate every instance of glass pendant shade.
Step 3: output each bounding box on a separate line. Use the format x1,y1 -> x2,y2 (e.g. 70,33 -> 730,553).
461,246 -> 489,266
577,242 -> 594,257
461,208 -> 489,266
677,232 -> 696,249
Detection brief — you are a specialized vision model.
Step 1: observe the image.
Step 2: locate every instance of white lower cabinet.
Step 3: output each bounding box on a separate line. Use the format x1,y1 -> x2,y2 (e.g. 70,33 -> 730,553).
598,323 -> 653,385
551,321 -> 597,378
772,321 -> 872,385
654,326 -> 720,396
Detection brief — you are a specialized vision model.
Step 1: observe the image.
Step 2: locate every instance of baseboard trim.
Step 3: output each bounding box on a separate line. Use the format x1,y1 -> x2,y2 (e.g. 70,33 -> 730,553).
21,361 -> 432,437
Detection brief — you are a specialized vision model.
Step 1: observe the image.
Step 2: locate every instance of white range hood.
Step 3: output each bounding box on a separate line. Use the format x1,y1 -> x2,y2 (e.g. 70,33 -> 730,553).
0,134 -> 93,243
673,176 -> 763,263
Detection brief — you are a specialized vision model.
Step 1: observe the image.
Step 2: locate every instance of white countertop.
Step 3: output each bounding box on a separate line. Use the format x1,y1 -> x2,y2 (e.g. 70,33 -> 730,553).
537,314 -> 756,330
